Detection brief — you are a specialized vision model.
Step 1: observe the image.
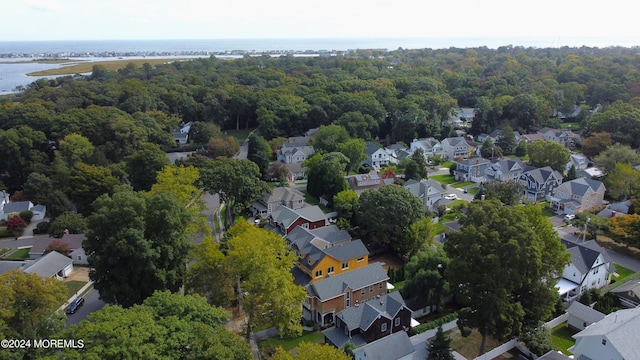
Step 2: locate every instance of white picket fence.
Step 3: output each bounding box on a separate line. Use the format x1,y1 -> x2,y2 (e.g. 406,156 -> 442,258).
545,312 -> 569,329
472,339 -> 517,360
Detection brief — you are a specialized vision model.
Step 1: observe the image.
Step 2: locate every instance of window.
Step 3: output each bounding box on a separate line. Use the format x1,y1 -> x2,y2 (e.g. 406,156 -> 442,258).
379,282 -> 383,289
302,223 -> 309,229
357,257 -> 365,262
328,266 -> 334,274
395,317 -> 401,327
381,323 -> 387,332
369,285 -> 373,293
77,255 -> 82,261
342,261 -> 349,269
346,292 -> 351,307
602,339 -> 606,345
361,288 -> 365,295
315,270 -> 322,278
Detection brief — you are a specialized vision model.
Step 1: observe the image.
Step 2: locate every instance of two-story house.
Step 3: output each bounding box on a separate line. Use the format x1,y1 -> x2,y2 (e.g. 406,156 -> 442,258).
277,142 -> 315,164
384,144 -> 411,165
409,138 -> 444,159
550,177 -> 606,215
403,178 -> 446,211
270,205 -> 328,235
304,262 -> 389,326
250,187 -> 305,218
566,153 -> 590,174
518,166 -> 563,202
484,158 -> 525,183
570,308 -> 640,360
323,291 -> 412,348
536,127 -> 573,147
454,157 -> 491,182
286,225 -> 369,285
364,142 -> 389,170
557,239 -> 612,302
441,137 -> 470,160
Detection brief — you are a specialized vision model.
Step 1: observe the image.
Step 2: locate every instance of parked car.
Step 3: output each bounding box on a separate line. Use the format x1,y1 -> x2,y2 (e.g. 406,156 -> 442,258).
564,214 -> 575,221
445,194 -> 458,200
65,297 -> 85,314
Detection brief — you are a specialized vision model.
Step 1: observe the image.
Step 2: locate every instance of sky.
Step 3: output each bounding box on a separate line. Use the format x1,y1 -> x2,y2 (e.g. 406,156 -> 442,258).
2,0 -> 638,46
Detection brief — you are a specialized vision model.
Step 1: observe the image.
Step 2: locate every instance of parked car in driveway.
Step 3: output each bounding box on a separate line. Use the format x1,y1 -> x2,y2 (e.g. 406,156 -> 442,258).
65,297 -> 85,314
564,214 -> 575,221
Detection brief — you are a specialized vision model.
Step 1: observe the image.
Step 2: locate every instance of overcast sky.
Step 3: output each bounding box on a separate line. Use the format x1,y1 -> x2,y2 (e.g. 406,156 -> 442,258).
2,0 -> 637,46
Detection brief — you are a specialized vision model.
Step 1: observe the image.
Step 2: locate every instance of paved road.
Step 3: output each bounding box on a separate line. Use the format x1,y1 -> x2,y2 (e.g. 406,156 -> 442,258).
65,288 -> 105,328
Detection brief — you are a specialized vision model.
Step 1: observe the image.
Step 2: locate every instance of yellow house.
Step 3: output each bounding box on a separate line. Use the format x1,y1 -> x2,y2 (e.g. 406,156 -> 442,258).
286,225 -> 370,284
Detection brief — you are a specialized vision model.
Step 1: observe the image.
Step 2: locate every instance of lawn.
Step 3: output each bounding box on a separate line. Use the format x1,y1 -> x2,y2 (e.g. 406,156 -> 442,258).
6,247 -> 31,259
451,181 -> 474,188
301,190 -> 330,212
467,187 -> 479,195
0,228 -> 13,238
551,323 -> 575,355
446,327 -> 505,359
63,281 -> 87,298
430,174 -> 456,185
390,280 -> 405,293
259,331 -> 324,352
224,128 -> 256,143
613,263 -> 635,281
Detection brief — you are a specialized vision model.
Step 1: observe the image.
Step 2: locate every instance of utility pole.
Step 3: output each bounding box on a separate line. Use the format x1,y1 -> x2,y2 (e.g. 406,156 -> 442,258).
583,217 -> 590,242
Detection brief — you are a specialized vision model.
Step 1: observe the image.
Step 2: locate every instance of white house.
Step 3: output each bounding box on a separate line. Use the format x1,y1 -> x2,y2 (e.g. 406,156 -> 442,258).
557,240 -> 612,302
570,308 -> 640,360
277,143 -> 315,164
1,199 -> 46,221
409,138 -> 443,159
403,179 -> 446,211
364,142 -> 389,170
567,301 -> 605,331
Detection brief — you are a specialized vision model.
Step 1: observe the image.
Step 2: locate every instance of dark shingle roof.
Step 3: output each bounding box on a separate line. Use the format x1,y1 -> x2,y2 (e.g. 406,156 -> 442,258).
307,262 -> 388,301
323,239 -> 369,262
562,240 -> 604,275
337,292 -> 407,331
353,331 -> 415,360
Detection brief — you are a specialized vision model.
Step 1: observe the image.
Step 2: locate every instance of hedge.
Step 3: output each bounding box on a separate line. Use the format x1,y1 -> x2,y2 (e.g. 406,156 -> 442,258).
410,312 -> 458,335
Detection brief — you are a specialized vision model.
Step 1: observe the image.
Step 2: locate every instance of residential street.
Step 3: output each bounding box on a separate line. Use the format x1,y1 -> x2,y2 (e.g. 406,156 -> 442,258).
65,287 -> 105,328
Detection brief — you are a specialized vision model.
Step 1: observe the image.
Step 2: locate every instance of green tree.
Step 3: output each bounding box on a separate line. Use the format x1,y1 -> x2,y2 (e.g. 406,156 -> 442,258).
519,323 -> 552,356
333,189 -> 359,224
0,270 -> 67,359
124,143 -> 170,191
199,157 -> 267,227
188,121 -> 222,144
495,125 -> 517,155
185,235 -> 235,307
594,143 -> 640,174
311,124 -> 350,153
46,190 -> 74,220
58,133 -> 95,166
403,245 -> 449,313
23,172 -> 52,205
68,162 -> 120,215
482,181 -> 526,205
587,101 -> 640,148
566,164 -> 577,181
305,152 -> 349,204
480,138 -> 501,159
336,138 -> 367,173
427,326 -> 454,360
526,140 -> 570,173
85,189 -> 191,307
409,148 -> 429,180
609,214 -> 640,249
247,134 -> 272,179
514,140 -> 527,157
357,185 -> 425,257
48,212 -> 87,238
58,291 -> 251,360
603,163 -> 640,201
226,222 -> 306,339
271,342 -> 351,360
444,200 -> 569,355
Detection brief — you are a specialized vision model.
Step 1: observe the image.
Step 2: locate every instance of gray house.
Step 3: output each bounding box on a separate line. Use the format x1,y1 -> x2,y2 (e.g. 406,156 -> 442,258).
403,179 -> 446,211
567,301 -> 605,331
23,251 -> 74,280
484,158 -> 525,183
518,166 -> 563,202
612,280 -> 640,308
454,157 -> 491,182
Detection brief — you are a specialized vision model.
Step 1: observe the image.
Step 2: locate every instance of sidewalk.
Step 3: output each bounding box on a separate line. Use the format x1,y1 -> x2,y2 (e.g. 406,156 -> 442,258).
17,218 -> 46,239
57,281 -> 94,312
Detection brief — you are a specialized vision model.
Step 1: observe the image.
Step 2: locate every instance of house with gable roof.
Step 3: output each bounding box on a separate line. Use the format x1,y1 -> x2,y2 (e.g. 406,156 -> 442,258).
323,291 -> 412,348
304,262 -> 389,326
518,166 -> 563,202
277,142 -> 315,164
353,330 -> 416,360
347,174 -> 395,196
384,144 -> 411,165
269,205 -> 328,235
484,158 -> 525,183
550,177 -> 606,214
570,308 -> 640,360
364,142 -> 389,170
557,239 -> 612,302
409,138 -> 443,159
567,301 -> 605,331
23,251 -> 73,280
250,187 -> 305,218
440,137 -> 470,159
612,280 -> 640,308
403,178 -> 446,211
453,157 -> 491,182
29,233 -> 89,265
286,225 -> 369,284
538,127 -> 573,147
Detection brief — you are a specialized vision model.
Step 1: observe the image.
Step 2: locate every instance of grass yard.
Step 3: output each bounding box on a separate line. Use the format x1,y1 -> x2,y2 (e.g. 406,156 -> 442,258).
451,181 -> 474,188
6,247 -> 31,260
446,327 -> 505,359
224,128 -> 256,143
0,228 -> 13,238
301,191 -> 330,212
613,263 -> 635,281
431,174 -> 456,184
26,58 -> 189,76
467,187 -> 479,195
259,331 -> 324,352
390,280 -> 405,292
63,281 -> 87,298
551,323 -> 575,355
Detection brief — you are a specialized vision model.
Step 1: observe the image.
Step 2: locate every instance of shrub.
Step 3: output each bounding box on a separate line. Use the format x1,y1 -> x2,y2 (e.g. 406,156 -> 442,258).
33,221 -> 50,235
19,210 -> 33,223
410,312 -> 458,335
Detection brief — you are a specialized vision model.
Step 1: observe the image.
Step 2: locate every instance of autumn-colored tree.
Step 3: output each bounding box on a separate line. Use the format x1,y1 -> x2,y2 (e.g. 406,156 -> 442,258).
581,132 -> 612,158
6,215 -> 26,237
45,239 -> 71,256
208,136 -> 240,158
270,342 -> 350,360
609,214 -> 640,248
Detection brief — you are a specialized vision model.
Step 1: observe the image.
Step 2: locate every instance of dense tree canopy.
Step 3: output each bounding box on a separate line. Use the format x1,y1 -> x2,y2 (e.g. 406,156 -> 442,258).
444,200 -> 569,355
526,140 -> 570,173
